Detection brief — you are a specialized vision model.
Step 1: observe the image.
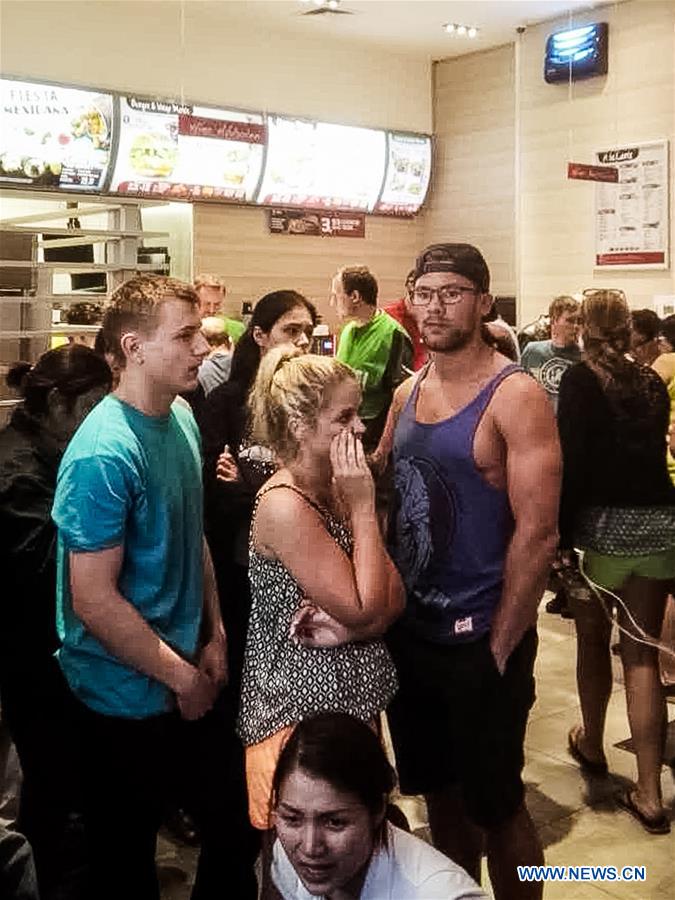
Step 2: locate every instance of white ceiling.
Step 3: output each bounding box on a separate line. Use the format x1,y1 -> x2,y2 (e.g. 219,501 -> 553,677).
204,0 -> 617,59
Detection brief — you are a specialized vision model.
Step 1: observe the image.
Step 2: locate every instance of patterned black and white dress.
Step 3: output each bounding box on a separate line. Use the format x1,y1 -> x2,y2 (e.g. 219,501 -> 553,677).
237,483 -> 399,747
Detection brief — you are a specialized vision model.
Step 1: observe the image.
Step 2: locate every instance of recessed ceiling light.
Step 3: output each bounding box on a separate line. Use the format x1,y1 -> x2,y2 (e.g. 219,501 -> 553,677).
443,23 -> 478,38
327,0 -> 340,7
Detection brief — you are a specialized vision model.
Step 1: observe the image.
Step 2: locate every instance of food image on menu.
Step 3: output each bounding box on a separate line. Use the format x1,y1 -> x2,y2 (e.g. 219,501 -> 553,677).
129,133 -> 178,178
222,145 -> 252,185
71,106 -> 109,150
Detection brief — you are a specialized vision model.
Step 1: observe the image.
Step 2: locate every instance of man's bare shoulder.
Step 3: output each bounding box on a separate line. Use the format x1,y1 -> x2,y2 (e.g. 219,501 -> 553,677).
392,374 -> 418,410
492,369 -> 556,435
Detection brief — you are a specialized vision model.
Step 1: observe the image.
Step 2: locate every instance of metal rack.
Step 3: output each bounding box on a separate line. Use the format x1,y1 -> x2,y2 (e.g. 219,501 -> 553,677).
0,193 -> 169,423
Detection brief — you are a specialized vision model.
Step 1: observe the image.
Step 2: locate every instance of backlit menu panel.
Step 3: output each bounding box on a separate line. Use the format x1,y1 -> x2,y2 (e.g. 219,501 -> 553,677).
0,78 -> 114,191
109,96 -> 265,201
257,116 -> 386,212
375,132 -> 432,215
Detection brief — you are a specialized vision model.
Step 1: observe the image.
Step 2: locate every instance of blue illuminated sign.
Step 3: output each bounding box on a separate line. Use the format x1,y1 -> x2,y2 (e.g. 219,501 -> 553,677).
544,22 -> 608,83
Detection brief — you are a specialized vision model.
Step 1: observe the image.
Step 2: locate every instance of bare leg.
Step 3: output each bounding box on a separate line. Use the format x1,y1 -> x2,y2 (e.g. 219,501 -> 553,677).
425,784 -> 483,884
486,803 -> 544,900
617,576 -> 668,818
568,592 -> 613,764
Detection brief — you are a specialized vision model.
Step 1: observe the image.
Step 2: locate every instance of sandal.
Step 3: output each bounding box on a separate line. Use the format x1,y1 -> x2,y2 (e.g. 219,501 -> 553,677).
616,790 -> 670,835
567,727 -> 608,776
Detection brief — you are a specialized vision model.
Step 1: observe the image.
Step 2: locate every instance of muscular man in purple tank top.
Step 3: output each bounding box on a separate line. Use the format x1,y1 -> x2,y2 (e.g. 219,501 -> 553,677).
384,244 -> 561,900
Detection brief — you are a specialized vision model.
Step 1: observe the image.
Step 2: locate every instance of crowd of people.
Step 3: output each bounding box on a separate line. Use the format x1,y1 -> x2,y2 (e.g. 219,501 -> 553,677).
0,242 -> 674,900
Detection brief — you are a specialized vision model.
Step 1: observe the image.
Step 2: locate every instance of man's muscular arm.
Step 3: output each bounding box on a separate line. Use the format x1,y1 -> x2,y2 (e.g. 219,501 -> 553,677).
490,376 -> 561,672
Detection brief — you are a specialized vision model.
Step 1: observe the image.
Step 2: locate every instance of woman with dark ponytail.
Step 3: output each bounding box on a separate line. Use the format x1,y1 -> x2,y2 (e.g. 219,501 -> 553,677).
0,344 -> 111,897
558,289 -> 675,835
196,290 -> 317,694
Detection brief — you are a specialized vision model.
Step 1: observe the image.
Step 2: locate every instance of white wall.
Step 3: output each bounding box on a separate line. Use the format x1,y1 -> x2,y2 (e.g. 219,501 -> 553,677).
429,0 -> 675,325
0,1 -> 431,132
518,0 -> 675,322
1,1 -> 432,325
425,44 -> 516,299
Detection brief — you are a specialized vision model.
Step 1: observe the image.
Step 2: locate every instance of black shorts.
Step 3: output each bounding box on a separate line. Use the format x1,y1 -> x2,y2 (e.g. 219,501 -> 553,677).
386,627 -> 537,830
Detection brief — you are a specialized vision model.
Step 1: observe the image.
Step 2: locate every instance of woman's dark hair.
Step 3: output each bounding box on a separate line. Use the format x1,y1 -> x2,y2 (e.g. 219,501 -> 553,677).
8,344 -> 112,416
229,290 -> 317,393
661,314 -> 675,351
631,308 -> 660,342
582,290 -> 632,378
582,290 -> 662,449
272,713 -> 396,846
6,361 -> 32,391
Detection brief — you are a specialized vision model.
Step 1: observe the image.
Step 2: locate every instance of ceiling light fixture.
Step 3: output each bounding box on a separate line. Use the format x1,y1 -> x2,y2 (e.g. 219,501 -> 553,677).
443,23 -> 479,38
327,0 -> 340,8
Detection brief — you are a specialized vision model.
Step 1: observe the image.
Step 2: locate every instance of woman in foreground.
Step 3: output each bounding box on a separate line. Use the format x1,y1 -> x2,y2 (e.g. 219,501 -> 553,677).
269,713 -> 487,899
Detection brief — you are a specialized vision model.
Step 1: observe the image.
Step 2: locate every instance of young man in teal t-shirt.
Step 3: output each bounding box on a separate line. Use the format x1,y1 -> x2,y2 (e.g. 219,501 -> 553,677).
52,274 -> 257,899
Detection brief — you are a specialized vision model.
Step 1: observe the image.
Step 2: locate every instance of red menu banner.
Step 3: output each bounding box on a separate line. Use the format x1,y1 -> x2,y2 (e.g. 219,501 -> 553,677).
269,208 -> 365,238
568,162 -> 618,183
177,115 -> 266,144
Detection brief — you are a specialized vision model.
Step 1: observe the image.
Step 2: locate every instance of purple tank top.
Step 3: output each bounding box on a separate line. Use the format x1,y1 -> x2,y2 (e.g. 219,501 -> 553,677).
390,364 -> 520,644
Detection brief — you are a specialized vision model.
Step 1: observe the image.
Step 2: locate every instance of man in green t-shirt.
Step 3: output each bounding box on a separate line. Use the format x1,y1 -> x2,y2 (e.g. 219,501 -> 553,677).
331,265 -> 413,450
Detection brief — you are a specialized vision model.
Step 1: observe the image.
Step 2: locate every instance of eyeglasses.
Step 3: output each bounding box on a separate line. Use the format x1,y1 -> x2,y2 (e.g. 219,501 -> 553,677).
411,285 -> 478,306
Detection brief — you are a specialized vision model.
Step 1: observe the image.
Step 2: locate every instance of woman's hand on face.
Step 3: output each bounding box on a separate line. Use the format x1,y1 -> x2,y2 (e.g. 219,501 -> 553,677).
216,444 -> 241,483
330,429 -> 375,515
290,602 -> 354,648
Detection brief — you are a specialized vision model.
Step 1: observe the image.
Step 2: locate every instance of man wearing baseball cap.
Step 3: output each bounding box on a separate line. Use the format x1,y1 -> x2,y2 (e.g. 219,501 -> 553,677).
386,243 -> 561,900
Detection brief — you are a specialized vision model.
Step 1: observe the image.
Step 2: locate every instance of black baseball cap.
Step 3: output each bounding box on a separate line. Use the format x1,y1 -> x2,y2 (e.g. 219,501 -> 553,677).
413,243 -> 490,293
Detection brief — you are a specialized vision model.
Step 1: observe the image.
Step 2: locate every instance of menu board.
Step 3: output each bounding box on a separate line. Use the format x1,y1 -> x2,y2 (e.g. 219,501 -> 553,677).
594,140 -> 669,268
257,116 -> 386,211
0,78 -> 114,190
376,132 -> 432,215
109,96 -> 266,201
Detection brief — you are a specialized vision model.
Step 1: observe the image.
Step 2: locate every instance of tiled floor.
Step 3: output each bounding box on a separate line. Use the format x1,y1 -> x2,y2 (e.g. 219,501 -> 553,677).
159,597 -> 675,898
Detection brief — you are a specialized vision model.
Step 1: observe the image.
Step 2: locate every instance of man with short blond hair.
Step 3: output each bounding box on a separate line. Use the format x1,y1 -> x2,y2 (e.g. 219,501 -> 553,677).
194,273 -> 245,343
52,274 -> 257,898
520,295 -> 581,411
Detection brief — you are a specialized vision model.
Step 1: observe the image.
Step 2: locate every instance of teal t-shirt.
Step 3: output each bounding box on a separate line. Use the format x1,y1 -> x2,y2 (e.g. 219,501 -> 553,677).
520,339 -> 581,412
52,395 -> 204,718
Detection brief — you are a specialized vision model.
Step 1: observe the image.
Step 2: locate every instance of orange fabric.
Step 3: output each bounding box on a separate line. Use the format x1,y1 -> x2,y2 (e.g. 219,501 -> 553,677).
245,725 -> 295,830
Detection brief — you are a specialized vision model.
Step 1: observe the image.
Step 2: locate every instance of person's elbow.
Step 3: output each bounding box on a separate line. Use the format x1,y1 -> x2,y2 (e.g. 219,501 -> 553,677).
515,516 -> 559,561
70,585 -> 101,629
